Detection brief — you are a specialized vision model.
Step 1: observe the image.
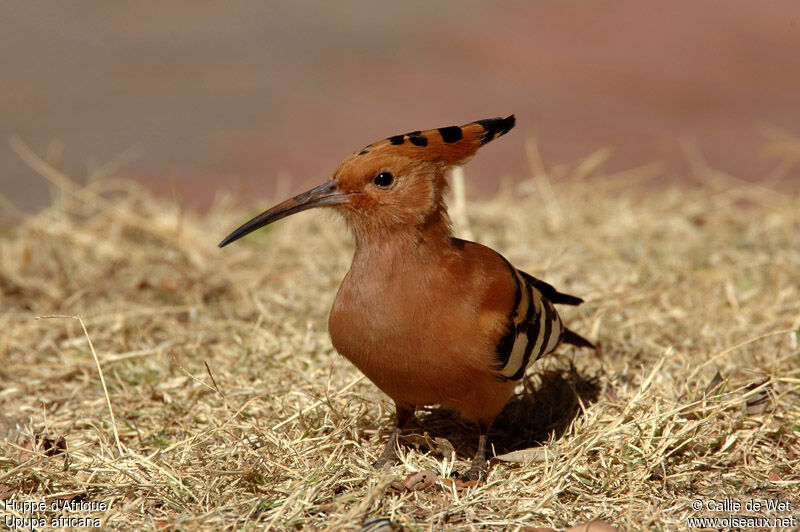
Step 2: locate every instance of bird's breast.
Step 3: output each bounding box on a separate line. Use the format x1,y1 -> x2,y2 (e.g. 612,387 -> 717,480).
328,258 -> 497,410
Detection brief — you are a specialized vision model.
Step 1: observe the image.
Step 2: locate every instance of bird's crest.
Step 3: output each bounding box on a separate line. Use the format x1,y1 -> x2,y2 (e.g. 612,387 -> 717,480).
354,115 -> 515,167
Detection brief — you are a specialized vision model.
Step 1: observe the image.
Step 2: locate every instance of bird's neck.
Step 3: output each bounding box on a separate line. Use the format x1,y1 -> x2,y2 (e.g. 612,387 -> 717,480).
349,207 -> 455,267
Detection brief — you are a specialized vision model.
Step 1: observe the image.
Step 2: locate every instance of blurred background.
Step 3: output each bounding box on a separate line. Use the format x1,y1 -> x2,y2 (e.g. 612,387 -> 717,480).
2,0 -> 799,212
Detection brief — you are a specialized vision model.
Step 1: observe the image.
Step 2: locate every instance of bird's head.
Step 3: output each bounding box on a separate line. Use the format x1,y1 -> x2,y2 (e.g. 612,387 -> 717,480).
219,115 -> 515,248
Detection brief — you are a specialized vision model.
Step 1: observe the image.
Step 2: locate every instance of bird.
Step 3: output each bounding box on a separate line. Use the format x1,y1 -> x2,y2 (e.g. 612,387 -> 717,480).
219,115 -> 594,480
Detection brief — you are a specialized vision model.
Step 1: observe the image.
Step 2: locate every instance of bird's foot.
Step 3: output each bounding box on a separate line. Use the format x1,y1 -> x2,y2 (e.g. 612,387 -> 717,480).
372,446 -> 397,469
459,457 -> 488,482
372,456 -> 391,469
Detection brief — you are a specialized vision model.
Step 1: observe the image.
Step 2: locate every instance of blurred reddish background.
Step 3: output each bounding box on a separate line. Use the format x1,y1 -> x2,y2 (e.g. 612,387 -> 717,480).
2,1 -> 799,211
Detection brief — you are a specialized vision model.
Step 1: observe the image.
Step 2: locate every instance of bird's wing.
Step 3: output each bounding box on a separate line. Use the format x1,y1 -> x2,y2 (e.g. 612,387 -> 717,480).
517,270 -> 584,306
517,270 -> 595,349
451,238 -> 593,381
492,261 -> 566,381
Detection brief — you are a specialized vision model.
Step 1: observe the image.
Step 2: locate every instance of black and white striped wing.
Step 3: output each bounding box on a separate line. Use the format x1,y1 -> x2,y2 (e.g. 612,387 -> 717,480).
493,267 -> 565,381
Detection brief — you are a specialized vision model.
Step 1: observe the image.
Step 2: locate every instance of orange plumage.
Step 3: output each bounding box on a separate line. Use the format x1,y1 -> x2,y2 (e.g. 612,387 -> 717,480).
220,116 -> 594,479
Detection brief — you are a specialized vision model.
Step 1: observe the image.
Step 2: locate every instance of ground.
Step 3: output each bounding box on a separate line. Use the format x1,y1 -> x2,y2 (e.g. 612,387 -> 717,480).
1,142 -> 798,530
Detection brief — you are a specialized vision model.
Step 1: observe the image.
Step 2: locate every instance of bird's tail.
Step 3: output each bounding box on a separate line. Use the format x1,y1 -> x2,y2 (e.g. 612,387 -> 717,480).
561,328 -> 595,349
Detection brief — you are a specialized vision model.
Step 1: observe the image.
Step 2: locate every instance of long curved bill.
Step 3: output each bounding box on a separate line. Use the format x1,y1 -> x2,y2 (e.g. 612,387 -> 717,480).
219,180 -> 347,247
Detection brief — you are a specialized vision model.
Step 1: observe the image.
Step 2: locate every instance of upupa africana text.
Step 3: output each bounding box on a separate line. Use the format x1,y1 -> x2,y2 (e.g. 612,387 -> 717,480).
220,115 -> 594,480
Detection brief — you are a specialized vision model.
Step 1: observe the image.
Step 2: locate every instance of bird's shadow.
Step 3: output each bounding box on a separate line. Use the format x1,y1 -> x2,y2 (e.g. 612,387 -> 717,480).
402,361 -> 601,458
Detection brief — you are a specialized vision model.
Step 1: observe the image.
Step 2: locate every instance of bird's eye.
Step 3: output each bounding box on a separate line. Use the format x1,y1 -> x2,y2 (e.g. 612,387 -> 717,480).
372,172 -> 394,188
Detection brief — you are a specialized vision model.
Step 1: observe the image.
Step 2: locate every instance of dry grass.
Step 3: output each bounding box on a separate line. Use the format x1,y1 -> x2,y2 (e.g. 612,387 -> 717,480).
1,138 -> 799,531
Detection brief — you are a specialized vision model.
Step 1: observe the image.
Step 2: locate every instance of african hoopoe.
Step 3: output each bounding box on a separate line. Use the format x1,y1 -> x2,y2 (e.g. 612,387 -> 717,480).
220,116 -> 594,480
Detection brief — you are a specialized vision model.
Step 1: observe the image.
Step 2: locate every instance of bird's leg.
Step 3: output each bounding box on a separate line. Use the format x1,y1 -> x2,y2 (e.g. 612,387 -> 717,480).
372,404 -> 415,468
462,421 -> 490,481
